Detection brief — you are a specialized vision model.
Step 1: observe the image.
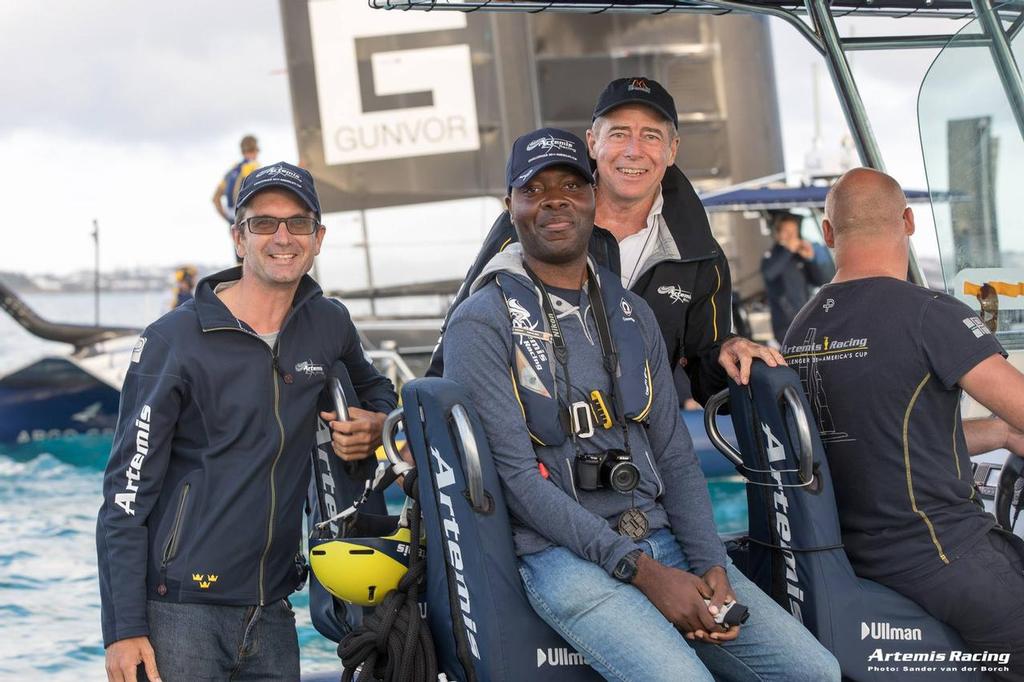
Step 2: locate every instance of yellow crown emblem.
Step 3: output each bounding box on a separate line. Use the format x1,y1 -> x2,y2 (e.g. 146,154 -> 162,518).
192,573 -> 204,582
199,580 -> 211,589
207,575 -> 218,583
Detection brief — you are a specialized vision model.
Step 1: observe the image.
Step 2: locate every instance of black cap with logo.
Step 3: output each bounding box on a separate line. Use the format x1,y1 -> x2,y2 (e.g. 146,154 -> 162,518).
235,161 -> 322,221
505,127 -> 595,191
592,77 -> 678,129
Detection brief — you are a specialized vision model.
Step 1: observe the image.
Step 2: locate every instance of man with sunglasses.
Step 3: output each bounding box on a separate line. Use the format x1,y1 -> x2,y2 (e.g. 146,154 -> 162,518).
97,162 -> 396,682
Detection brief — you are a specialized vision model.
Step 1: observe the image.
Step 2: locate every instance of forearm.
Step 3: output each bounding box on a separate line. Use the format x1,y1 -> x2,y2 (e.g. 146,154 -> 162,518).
964,417 -> 1008,455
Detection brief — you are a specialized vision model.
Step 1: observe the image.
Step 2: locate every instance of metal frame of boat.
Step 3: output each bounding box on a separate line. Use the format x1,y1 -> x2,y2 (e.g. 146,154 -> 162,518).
371,0 -> 1024,288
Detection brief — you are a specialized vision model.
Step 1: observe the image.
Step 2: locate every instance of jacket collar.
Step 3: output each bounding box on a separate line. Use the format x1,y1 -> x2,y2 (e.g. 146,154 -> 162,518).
470,243 -> 603,296
194,266 -> 323,333
659,165 -> 720,262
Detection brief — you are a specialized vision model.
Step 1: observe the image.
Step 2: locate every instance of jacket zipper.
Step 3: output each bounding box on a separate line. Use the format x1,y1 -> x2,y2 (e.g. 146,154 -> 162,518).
156,483 -> 190,595
204,325 -> 290,606
258,351 -> 287,606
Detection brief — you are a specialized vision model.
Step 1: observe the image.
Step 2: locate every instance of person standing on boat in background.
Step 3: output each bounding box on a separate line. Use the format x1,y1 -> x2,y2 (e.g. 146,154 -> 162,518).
213,134 -> 260,263
169,266 -> 196,309
760,212 -> 833,345
444,127 -> 841,682
97,162 -> 396,682
428,76 -> 785,401
784,167 -> 1024,680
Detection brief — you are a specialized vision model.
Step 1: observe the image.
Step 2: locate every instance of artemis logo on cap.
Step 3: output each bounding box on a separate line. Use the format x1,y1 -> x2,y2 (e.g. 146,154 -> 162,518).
526,135 -> 577,154
256,164 -> 302,181
627,78 -> 651,94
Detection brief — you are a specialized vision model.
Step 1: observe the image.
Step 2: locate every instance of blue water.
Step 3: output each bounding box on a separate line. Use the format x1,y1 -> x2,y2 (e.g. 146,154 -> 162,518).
0,290 -> 747,679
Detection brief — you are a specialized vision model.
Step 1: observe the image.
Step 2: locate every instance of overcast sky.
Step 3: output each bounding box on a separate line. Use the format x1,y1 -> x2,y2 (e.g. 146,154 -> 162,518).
0,1 -> 980,282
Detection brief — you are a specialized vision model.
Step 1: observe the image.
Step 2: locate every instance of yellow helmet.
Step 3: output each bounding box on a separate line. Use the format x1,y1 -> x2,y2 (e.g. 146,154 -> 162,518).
310,521 -> 423,606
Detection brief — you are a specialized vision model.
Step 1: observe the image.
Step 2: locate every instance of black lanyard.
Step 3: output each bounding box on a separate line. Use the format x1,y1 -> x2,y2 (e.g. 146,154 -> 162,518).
522,263 -> 628,430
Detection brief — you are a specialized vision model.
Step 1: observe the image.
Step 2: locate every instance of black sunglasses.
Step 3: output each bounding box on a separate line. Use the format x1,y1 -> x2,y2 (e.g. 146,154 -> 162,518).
240,216 -> 319,235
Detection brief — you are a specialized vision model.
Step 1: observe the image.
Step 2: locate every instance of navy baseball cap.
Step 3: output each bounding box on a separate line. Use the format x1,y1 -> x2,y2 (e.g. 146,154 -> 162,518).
592,77 -> 678,129
506,128 -> 595,191
235,162 -> 322,221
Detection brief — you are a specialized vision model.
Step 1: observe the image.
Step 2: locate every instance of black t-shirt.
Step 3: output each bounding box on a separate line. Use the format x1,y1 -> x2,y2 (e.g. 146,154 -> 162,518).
782,277 -> 1005,582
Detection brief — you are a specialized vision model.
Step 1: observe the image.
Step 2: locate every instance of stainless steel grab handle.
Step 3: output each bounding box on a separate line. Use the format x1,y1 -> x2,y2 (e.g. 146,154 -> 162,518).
703,389 -> 744,467
781,385 -> 814,484
451,404 -> 488,512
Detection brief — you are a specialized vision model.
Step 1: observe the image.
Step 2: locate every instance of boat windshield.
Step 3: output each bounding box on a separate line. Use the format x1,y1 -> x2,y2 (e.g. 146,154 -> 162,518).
918,16 -> 1024,349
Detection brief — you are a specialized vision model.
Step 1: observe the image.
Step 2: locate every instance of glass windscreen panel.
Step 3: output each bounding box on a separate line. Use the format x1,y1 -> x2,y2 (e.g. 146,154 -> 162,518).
918,18 -> 1024,349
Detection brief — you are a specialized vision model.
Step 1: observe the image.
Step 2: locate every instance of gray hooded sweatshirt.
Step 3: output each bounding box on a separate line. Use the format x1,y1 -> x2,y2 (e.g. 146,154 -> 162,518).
442,244 -> 727,577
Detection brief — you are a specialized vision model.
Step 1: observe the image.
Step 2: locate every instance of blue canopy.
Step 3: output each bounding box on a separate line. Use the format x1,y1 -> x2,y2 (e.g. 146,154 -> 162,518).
699,185 -> 935,212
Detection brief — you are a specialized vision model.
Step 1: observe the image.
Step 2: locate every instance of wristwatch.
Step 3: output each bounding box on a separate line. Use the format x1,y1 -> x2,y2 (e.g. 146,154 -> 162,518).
612,549 -> 644,583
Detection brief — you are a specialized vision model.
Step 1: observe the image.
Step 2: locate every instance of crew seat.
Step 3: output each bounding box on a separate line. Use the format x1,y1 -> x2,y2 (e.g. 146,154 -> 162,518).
705,362 -> 980,681
398,377 -> 602,682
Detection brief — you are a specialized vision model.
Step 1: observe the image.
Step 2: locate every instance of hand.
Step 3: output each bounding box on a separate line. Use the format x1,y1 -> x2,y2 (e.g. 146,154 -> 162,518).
702,565 -> 741,642
795,240 -> 815,260
632,554 -> 720,643
319,407 -> 386,462
718,336 -> 786,385
1004,420 -> 1024,457
105,636 -> 160,682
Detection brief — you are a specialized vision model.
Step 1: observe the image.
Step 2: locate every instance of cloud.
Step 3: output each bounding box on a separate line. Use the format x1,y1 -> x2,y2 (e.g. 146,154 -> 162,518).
0,0 -> 291,145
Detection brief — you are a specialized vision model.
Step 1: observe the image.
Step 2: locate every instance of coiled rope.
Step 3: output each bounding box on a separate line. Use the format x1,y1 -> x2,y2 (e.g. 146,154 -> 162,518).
338,501 -> 437,682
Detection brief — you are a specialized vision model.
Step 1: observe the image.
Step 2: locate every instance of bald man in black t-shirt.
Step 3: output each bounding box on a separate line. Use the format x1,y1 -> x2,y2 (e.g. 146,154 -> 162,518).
785,168 -> 1024,680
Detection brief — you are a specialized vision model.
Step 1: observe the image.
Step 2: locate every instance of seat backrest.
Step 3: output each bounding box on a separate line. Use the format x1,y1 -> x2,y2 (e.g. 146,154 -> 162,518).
402,377 -> 602,682
713,362 -> 978,681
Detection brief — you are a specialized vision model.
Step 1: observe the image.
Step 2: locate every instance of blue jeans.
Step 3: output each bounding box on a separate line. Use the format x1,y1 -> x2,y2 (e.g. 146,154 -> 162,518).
519,529 -> 840,682
145,599 -> 300,681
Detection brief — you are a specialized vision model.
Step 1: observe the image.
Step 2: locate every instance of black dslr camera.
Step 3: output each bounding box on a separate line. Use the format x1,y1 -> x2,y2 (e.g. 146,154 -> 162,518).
575,449 -> 640,493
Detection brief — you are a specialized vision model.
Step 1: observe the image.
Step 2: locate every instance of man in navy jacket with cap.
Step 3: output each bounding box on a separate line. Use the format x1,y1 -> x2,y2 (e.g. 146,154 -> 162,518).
97,163 -> 396,682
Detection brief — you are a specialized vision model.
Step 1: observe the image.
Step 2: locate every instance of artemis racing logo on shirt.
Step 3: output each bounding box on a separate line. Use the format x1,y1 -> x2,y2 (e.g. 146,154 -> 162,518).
114,404 -> 152,516
295,360 -> 325,377
962,316 -> 992,338
823,298 -> 836,312
657,285 -> 691,304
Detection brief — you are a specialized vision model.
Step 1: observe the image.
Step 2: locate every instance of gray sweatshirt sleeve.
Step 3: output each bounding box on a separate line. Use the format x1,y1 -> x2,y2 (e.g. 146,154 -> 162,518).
443,295 -> 639,576
636,299 -> 729,574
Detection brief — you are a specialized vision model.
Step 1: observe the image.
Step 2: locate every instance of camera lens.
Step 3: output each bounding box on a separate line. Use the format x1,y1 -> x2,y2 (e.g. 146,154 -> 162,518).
607,461 -> 640,493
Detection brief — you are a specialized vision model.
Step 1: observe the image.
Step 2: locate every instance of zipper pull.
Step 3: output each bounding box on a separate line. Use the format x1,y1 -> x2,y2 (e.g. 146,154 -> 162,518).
272,355 -> 293,384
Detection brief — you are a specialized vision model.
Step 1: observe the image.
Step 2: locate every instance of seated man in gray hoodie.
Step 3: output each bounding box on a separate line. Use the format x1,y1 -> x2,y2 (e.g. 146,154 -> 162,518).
442,128 -> 839,682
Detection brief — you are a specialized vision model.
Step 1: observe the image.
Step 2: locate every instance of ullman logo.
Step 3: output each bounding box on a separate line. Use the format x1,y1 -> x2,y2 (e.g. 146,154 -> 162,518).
192,573 -> 219,590
537,647 -> 589,667
114,404 -> 152,516
861,622 -> 923,641
627,78 -> 651,94
430,445 -> 481,660
525,135 -> 577,154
